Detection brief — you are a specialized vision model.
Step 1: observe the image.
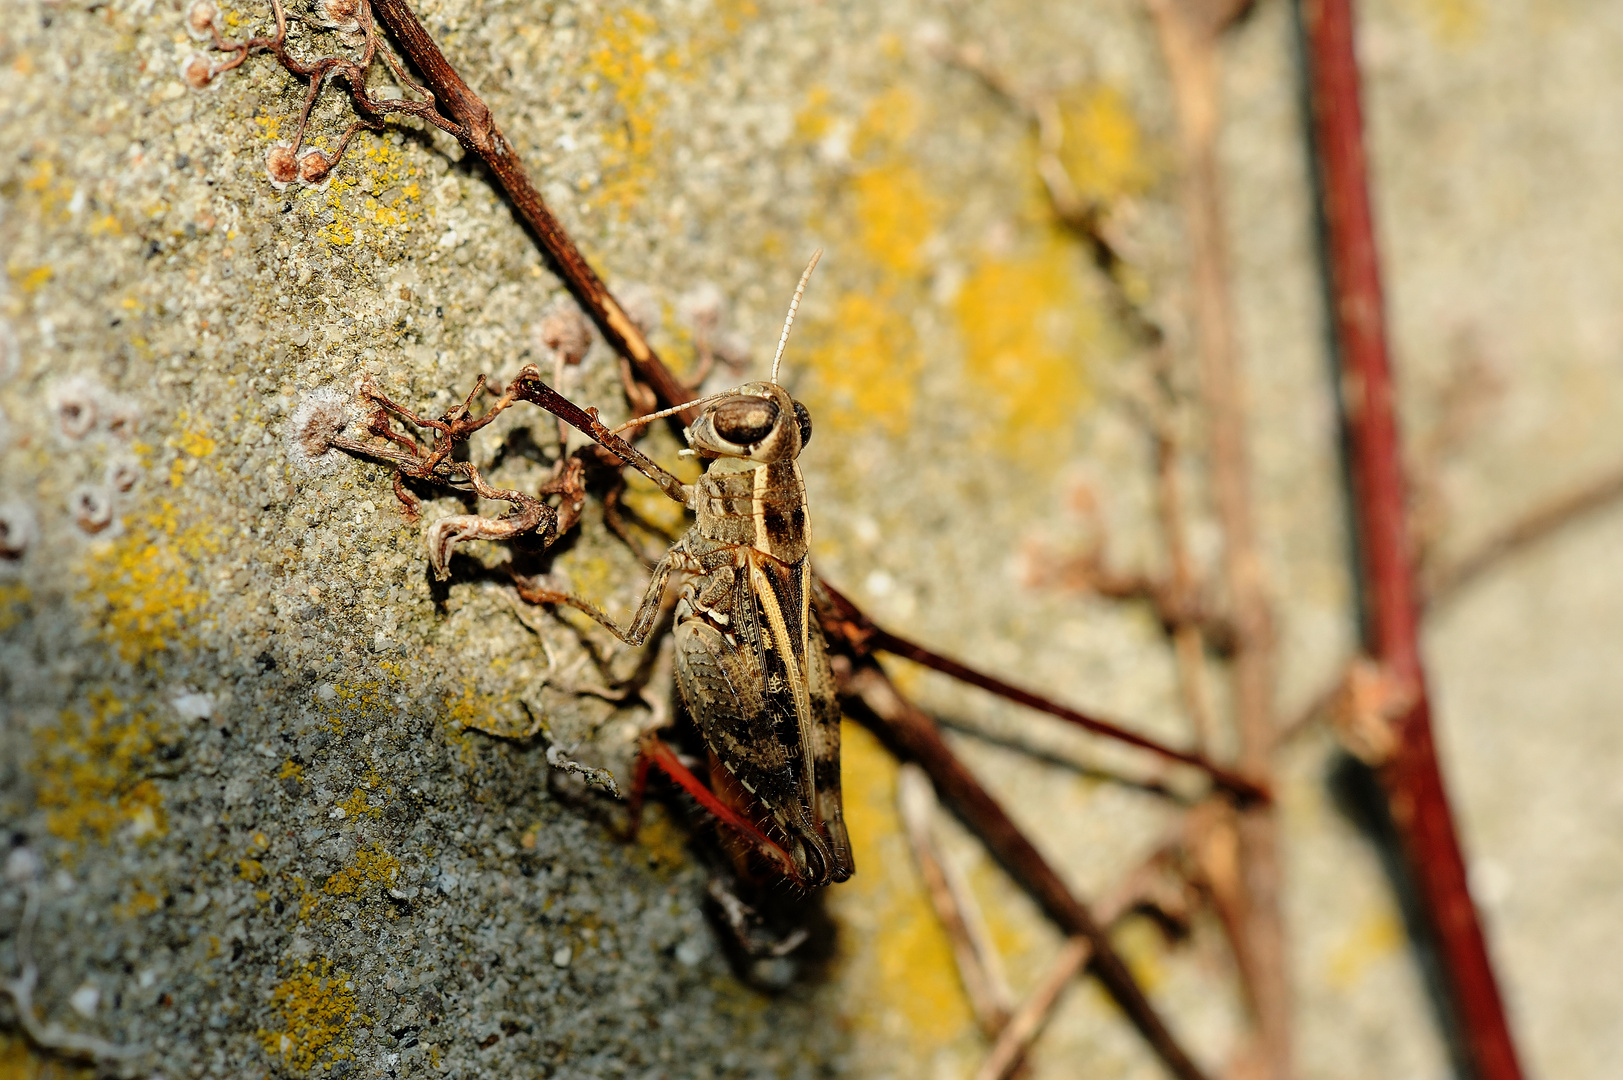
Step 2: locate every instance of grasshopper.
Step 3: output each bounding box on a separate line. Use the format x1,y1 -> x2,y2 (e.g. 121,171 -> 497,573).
513,253 -> 854,890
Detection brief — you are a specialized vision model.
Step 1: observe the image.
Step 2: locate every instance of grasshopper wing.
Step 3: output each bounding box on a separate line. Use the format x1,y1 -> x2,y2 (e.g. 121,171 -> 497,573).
674,615 -> 849,886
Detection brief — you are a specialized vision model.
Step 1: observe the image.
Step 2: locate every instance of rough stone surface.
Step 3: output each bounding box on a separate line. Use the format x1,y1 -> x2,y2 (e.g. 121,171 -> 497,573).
2,0 -> 1620,1078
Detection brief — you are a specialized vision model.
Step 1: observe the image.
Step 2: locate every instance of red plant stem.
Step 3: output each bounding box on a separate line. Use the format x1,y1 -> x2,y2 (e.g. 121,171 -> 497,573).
818,583 -> 1269,803
1301,2 -> 1524,1077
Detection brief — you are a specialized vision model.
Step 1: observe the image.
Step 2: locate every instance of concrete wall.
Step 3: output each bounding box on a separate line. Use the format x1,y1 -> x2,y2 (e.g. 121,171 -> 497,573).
2,0 -> 1619,1077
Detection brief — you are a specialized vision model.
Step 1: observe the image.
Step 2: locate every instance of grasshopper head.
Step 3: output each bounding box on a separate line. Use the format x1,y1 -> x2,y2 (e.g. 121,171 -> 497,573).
685,382 -> 813,464
683,250 -> 821,465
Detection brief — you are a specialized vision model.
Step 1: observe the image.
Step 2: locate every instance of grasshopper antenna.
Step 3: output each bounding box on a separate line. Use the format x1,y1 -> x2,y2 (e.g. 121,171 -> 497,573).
771,249 -> 823,385
609,394 -> 727,435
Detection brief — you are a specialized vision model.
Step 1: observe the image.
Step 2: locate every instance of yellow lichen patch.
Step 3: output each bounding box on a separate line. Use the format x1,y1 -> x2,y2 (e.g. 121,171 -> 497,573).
825,721 -> 975,1055
1420,0 -> 1485,43
20,158 -> 77,221
849,162 -> 939,278
441,685 -> 485,766
311,136 -> 425,249
258,959 -> 360,1074
634,803 -> 689,871
585,3 -> 759,218
76,500 -> 219,663
175,426 -> 217,459
239,858 -> 267,883
953,232 -> 1101,460
313,678 -> 395,736
168,422 -> 217,487
1111,915 -> 1168,993
113,881 -> 165,919
0,581 -> 31,633
0,1030 -> 93,1080
252,114 -> 283,142
31,688 -> 168,845
1327,906 -> 1403,989
445,672 -> 535,741
801,288 -> 921,436
848,85 -> 924,159
294,878 -> 321,922
322,844 -> 401,897
1053,84 -> 1157,206
279,758 -> 305,784
12,265 -> 53,294
336,771 -> 390,821
588,8 -> 665,216
798,88 -> 944,437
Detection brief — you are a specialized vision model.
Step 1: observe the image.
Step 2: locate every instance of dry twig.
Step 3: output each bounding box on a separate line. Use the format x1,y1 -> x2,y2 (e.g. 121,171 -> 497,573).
897,764 -> 1015,1036
830,651 -> 1210,1080
1140,2 -> 1292,1073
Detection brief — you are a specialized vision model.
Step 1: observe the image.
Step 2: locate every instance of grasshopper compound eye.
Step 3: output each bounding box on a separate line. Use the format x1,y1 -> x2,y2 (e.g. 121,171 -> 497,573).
792,401 -> 812,449
710,397 -> 780,446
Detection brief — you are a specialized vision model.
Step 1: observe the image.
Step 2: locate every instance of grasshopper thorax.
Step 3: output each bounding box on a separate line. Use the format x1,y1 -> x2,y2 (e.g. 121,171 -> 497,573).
685,382 -> 813,465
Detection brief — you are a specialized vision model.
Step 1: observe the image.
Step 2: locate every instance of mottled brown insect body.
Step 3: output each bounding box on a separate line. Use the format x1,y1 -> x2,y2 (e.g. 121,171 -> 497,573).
671,382 -> 851,888
509,256 -> 854,889
517,375 -> 853,889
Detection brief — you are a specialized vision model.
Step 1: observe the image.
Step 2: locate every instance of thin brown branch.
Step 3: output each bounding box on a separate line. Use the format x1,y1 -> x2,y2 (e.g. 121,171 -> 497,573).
976,935 -> 1090,1080
819,582 -> 1267,803
898,763 -> 1015,1036
830,648 -> 1211,1080
1426,462 -> 1623,604
1145,0 -> 1290,1072
975,842 -> 1194,1080
1150,356 -> 1222,752
364,0 -> 699,421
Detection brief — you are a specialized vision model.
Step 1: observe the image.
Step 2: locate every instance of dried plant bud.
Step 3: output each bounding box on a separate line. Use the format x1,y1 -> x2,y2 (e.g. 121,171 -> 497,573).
103,398 -> 138,439
313,0 -> 361,27
617,283 -> 661,338
311,0 -> 363,39
0,503 -> 37,560
679,282 -> 726,335
186,0 -> 218,39
180,53 -> 215,90
288,387 -> 354,471
266,143 -> 299,190
712,330 -> 752,371
49,377 -> 100,440
297,148 -> 334,185
538,301 -> 593,366
70,486 -> 115,535
107,458 -> 142,493
1330,657 -> 1416,766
